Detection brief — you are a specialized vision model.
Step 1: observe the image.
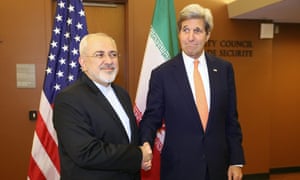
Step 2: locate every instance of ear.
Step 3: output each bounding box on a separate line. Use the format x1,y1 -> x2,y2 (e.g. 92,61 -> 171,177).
79,56 -> 86,71
205,31 -> 211,42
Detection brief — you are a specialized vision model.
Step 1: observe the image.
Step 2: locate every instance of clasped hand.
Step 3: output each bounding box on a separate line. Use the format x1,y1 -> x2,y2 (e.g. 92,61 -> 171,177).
140,142 -> 152,171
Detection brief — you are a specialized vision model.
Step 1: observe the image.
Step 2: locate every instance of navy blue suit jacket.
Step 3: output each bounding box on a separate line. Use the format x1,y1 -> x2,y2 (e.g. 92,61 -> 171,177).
140,53 -> 245,180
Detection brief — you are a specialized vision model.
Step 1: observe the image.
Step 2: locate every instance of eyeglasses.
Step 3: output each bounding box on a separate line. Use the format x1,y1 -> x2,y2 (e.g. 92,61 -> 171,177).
84,50 -> 119,59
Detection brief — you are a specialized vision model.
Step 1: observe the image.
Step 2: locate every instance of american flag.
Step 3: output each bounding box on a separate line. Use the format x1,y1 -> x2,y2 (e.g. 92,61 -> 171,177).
27,0 -> 88,179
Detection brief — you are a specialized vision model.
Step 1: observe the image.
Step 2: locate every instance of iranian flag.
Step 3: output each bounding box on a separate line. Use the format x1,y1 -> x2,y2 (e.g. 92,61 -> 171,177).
133,0 -> 179,179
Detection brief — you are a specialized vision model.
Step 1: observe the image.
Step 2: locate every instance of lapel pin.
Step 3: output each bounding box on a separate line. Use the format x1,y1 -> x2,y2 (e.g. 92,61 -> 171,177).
213,68 -> 218,72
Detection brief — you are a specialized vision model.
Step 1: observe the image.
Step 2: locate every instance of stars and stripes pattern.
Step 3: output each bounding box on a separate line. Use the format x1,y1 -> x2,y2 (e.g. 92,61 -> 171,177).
27,0 -> 88,179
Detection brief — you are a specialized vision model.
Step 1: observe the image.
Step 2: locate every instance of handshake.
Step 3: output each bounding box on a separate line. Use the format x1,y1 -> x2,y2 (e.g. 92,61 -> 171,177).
139,142 -> 153,171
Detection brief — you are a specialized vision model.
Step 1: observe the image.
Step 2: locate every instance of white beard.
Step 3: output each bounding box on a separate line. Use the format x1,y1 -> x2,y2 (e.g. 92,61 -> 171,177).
97,69 -> 118,84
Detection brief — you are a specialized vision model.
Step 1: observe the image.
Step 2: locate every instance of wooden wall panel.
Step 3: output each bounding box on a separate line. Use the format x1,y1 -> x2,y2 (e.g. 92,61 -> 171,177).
0,0 -> 52,179
271,23 -> 300,168
0,0 -> 299,179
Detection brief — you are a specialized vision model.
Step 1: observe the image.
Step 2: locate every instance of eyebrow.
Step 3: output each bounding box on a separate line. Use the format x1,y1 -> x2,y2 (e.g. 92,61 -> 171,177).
94,50 -> 117,53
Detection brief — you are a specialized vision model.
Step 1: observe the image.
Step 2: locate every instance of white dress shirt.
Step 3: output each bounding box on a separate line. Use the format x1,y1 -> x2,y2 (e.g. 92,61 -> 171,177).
95,82 -> 132,142
182,51 -> 211,111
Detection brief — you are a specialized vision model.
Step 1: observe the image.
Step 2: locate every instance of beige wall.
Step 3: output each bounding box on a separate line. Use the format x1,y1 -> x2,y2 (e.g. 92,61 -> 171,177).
0,0 -> 299,179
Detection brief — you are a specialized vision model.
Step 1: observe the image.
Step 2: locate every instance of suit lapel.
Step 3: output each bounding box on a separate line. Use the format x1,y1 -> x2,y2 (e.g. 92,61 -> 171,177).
171,54 -> 200,121
81,74 -> 131,143
171,53 -> 221,133
111,85 -> 138,144
205,54 -> 220,130
98,90 -> 132,143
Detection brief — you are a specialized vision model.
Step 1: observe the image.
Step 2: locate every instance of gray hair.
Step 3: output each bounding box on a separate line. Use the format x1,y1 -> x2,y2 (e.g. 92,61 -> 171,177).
177,4 -> 214,34
79,33 -> 115,55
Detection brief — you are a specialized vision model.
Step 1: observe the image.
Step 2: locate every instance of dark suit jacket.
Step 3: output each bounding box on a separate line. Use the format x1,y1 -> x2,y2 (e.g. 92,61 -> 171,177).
140,53 -> 245,180
53,73 -> 142,180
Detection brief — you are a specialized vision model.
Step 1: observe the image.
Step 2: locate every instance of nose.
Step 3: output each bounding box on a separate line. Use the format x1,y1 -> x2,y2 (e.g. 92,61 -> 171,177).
187,31 -> 195,41
104,56 -> 114,65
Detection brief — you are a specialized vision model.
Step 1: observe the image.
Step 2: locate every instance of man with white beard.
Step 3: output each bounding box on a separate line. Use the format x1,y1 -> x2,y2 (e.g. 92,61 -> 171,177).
53,33 -> 152,180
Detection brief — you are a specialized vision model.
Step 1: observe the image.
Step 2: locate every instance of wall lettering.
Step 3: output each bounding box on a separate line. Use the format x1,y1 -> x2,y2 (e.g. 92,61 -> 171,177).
205,40 -> 253,57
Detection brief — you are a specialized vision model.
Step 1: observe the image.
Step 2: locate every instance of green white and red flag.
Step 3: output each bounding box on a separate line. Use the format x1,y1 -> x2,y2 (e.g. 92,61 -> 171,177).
134,0 -> 179,179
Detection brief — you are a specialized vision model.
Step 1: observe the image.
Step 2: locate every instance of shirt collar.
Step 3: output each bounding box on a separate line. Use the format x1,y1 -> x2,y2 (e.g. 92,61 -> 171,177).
182,50 -> 206,67
94,81 -> 112,95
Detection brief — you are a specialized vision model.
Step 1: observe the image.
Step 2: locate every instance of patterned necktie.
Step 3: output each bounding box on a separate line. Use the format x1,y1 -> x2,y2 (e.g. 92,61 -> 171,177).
193,60 -> 208,131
